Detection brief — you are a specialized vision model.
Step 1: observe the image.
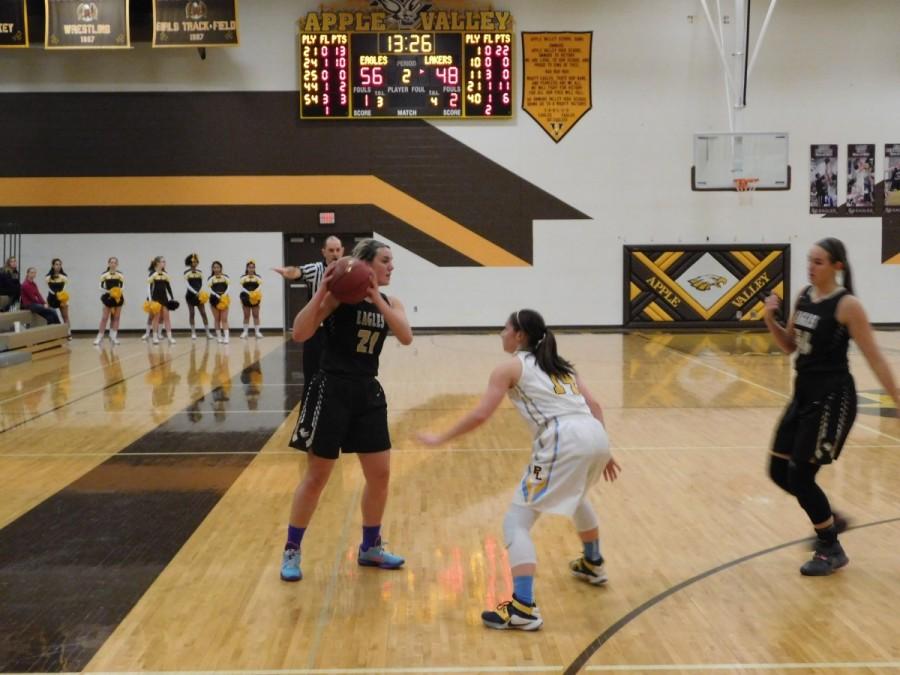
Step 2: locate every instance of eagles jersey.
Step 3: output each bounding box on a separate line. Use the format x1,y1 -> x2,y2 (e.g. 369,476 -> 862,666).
792,286 -> 850,376
320,295 -> 390,377
184,268 -> 204,292
208,274 -> 229,296
508,351 -> 592,434
148,272 -> 174,303
100,271 -> 124,290
240,274 -> 261,292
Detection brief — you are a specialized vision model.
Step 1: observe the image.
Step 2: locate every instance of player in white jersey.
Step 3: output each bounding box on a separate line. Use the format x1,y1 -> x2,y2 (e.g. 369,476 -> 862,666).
419,309 -> 620,631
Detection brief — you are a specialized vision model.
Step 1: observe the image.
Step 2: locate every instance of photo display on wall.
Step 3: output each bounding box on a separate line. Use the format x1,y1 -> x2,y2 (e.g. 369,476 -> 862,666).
885,144 -> 900,214
809,144 -> 838,214
624,244 -> 789,328
846,144 -> 876,215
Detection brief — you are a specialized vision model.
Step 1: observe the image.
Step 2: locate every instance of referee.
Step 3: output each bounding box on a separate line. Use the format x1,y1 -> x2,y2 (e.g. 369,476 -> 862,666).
273,235 -> 345,399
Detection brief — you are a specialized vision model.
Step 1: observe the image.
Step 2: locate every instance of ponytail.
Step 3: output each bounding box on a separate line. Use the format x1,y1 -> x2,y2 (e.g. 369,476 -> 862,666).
816,237 -> 854,295
508,309 -> 574,379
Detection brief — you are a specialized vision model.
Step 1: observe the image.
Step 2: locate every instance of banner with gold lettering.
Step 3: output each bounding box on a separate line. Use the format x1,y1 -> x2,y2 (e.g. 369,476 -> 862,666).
624,244 -> 790,328
0,0 -> 28,47
45,0 -> 129,49
153,0 -> 238,47
522,32 -> 591,143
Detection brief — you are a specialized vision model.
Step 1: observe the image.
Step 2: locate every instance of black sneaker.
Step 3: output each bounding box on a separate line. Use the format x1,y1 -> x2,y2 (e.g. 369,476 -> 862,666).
800,541 -> 849,576
481,594 -> 543,631
807,511 -> 850,550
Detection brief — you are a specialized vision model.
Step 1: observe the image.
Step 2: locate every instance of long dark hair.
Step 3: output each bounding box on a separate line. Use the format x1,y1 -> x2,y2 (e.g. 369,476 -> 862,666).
244,259 -> 256,275
47,258 -> 66,276
816,237 -> 854,295
508,309 -> 574,378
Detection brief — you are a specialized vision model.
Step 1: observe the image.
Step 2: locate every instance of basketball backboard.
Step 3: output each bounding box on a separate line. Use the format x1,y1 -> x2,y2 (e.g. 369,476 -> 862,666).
692,132 -> 790,190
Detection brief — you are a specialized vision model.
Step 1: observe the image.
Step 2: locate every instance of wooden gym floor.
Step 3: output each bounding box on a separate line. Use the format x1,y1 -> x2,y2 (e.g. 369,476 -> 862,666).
0,330 -> 898,675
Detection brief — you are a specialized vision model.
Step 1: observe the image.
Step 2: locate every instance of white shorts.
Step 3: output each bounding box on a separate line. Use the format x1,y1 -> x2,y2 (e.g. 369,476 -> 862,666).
511,414 -> 611,516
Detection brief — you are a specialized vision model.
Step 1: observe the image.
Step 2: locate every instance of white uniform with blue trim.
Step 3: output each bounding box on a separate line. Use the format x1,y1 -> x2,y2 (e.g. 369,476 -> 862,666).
508,351 -> 611,515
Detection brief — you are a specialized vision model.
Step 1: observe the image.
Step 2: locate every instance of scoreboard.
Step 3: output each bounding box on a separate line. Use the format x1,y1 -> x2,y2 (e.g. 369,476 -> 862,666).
299,32 -> 513,119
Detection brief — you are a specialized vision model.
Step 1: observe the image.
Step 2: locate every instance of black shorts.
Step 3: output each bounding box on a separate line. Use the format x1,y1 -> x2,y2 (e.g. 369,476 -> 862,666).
185,291 -> 200,307
47,293 -> 60,309
289,371 -> 390,459
772,373 -> 857,465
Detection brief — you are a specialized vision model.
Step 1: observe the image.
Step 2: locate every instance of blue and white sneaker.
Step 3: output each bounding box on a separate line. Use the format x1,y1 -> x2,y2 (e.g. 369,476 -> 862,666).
357,537 -> 405,569
280,548 -> 302,581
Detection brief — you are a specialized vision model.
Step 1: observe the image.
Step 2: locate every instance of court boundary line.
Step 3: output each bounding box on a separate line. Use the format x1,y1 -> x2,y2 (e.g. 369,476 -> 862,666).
564,516 -> 900,674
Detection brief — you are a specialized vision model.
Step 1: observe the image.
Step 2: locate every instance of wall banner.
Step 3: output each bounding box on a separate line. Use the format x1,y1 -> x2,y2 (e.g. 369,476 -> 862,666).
624,244 -> 790,328
522,32 -> 591,143
846,143 -> 875,215
885,144 -> 900,215
809,144 -> 838,214
44,0 -> 130,49
153,0 -> 238,47
0,0 -> 28,47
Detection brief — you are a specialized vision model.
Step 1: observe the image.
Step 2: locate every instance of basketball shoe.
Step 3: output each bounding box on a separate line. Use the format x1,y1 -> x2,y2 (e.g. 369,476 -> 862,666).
481,595 -> 543,631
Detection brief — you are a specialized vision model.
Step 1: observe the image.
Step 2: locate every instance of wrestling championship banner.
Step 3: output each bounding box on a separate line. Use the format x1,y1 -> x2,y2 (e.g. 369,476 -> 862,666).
624,244 -> 790,328
153,0 -> 238,47
0,0 -> 28,47
45,0 -> 130,49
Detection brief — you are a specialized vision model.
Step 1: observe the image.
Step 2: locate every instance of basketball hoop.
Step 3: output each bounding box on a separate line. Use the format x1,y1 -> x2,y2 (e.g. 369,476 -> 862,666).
734,177 -> 759,206
733,177 -> 759,192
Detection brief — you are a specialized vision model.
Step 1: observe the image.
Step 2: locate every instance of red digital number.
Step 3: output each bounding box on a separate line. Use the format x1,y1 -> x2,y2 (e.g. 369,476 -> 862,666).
359,66 -> 384,86
435,66 -> 459,85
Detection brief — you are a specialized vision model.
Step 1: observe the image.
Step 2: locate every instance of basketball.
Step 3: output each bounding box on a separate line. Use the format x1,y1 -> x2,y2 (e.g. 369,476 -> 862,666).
329,256 -> 372,304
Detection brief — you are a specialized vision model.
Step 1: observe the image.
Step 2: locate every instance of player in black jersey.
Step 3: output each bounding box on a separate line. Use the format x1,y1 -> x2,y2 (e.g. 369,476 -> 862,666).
184,253 -> 213,341
279,238 -> 413,582
764,238 -> 900,576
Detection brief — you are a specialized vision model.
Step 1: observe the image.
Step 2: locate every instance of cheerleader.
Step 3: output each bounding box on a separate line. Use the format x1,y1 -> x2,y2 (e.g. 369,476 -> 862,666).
93,256 -> 125,346
208,260 -> 231,344
184,253 -> 213,340
239,259 -> 263,339
146,256 -> 179,345
45,258 -> 71,333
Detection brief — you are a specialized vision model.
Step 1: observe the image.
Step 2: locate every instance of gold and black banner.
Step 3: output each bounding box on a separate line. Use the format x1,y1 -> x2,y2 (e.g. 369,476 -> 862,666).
153,0 -> 238,47
45,0 -> 130,49
624,244 -> 790,328
0,0 -> 28,47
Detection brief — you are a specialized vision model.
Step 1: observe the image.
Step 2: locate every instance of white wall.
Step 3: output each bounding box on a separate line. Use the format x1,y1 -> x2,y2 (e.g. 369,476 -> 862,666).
8,0 -> 900,326
20,233 -> 283,331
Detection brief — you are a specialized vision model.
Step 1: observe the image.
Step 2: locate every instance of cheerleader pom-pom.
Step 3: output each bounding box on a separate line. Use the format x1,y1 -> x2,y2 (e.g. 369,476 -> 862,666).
249,289 -> 262,305
57,290 -> 70,306
216,295 -> 231,311
143,300 -> 162,315
198,290 -> 210,305
166,300 -> 180,311
109,287 -> 123,301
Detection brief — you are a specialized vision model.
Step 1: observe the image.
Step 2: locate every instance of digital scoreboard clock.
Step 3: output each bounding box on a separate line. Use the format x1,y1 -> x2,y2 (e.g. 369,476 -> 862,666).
299,31 -> 513,119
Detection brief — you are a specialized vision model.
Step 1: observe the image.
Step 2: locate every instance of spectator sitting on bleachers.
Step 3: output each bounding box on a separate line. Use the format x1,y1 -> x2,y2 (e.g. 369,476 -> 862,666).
20,267 -> 61,325
0,256 -> 21,312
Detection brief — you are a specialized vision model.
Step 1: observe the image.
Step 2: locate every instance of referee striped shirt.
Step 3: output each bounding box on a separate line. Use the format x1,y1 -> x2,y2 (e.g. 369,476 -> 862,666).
298,262 -> 325,294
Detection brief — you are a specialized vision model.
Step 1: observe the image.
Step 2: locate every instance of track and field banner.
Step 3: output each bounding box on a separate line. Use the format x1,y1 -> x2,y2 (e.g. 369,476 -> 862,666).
152,0 -> 238,47
44,0 -> 130,49
624,244 -> 790,328
0,0 -> 28,47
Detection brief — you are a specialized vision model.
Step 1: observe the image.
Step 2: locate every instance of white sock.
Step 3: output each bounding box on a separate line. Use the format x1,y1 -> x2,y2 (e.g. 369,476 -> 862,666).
110,329 -> 118,342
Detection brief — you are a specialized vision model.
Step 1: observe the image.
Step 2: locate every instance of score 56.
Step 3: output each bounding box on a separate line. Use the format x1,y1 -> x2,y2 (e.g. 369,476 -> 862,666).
359,66 -> 384,86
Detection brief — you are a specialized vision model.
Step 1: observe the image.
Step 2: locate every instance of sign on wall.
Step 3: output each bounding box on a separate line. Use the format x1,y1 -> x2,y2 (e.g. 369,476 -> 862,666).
522,32 -> 591,143
624,244 -> 790,328
886,144 -> 900,214
846,143 -> 875,215
809,144 -> 838,214
0,0 -> 28,47
44,0 -> 130,49
152,0 -> 238,47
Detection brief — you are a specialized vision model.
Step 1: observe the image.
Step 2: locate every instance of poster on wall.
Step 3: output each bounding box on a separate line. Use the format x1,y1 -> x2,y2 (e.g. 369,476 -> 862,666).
0,0 -> 28,47
152,0 -> 238,47
885,144 -> 900,214
809,144 -> 838,214
623,244 -> 789,328
846,143 -> 875,215
522,32 -> 592,143
44,0 -> 129,49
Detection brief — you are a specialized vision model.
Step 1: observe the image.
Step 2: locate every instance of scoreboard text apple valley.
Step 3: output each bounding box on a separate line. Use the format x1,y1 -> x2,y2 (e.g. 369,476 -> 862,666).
299,9 -> 513,120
